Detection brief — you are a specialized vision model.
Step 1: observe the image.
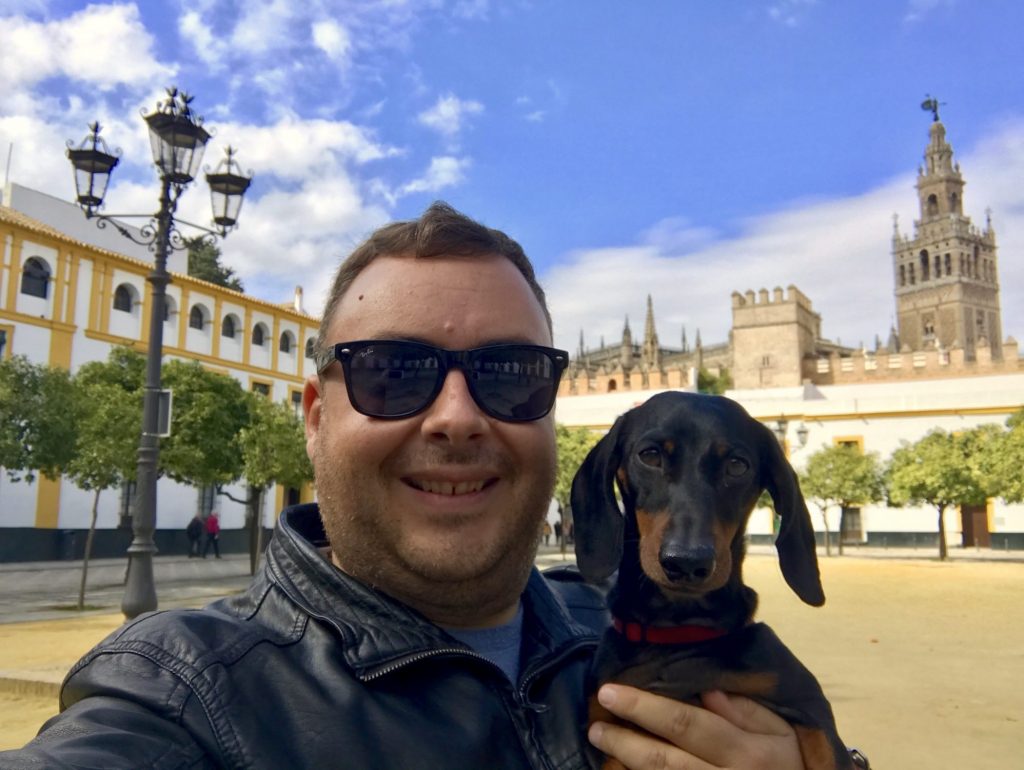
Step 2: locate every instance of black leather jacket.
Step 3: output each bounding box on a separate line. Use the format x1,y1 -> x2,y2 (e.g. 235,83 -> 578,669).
2,504 -> 607,770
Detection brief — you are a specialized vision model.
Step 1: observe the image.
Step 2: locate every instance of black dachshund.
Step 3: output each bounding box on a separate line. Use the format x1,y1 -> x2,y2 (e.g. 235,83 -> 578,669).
571,391 -> 857,770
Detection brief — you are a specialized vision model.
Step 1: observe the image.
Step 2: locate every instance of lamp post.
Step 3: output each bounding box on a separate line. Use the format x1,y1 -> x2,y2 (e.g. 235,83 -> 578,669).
67,88 -> 252,618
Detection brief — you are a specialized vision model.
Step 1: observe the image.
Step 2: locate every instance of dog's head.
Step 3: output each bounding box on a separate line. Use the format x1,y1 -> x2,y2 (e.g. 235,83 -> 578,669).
570,391 -> 824,606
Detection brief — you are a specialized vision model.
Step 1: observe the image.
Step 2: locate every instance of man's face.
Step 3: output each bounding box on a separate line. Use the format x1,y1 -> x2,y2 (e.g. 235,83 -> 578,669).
304,255 -> 556,627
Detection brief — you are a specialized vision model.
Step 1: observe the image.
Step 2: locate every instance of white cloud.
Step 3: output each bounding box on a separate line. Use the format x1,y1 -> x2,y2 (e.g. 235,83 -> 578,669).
543,121 -> 1024,357
0,3 -> 173,93
417,93 -> 484,144
312,19 -> 352,62
396,156 -> 471,198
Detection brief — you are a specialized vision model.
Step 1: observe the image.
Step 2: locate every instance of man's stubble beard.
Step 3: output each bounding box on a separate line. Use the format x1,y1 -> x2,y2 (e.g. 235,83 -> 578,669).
312,429 -> 556,625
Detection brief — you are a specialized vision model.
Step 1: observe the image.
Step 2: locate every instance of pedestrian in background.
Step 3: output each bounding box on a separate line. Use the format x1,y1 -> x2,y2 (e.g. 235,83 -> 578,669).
186,515 -> 203,558
202,512 -> 221,559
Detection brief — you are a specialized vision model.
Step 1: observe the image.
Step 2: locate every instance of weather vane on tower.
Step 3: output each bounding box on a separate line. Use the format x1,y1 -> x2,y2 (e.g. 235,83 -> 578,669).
920,94 -> 944,122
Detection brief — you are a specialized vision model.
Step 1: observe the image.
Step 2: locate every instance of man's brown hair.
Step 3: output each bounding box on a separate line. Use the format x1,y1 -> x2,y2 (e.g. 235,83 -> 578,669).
316,202 -> 552,356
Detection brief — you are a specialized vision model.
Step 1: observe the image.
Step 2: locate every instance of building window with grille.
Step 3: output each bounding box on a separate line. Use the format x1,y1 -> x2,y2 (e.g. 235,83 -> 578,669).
189,305 -> 205,330
291,389 -> 303,418
197,484 -> 217,517
0,329 -> 6,359
222,315 -> 236,338
252,324 -> 266,347
252,381 -> 271,397
113,284 -> 133,313
21,257 -> 50,299
305,338 -> 315,358
279,331 -> 294,354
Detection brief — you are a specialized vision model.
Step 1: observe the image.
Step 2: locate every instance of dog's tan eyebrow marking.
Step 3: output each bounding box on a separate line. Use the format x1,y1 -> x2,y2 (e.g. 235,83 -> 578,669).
616,467 -> 631,494
662,439 -> 675,454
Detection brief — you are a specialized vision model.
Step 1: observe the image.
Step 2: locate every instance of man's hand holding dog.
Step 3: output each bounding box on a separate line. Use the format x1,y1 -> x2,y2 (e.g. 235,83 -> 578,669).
588,685 -> 804,769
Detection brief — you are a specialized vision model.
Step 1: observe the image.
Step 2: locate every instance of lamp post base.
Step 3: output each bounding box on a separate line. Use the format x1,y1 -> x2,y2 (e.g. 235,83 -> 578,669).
121,548 -> 158,619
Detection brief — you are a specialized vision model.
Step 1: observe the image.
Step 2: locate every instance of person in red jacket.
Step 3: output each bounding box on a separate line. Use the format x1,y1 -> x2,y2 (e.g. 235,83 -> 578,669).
202,512 -> 221,559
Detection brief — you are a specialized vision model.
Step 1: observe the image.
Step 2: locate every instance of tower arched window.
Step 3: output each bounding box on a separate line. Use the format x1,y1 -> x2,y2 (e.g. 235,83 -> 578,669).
221,315 -> 237,338
926,194 -> 939,218
919,250 -> 929,281
944,254 -> 952,276
934,255 -> 941,279
113,284 -> 133,313
189,305 -> 205,330
20,257 -> 50,299
908,263 -> 916,285
899,265 -> 906,287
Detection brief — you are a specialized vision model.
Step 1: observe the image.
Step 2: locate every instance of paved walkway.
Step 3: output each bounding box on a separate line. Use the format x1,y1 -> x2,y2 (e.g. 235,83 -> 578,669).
0,543 -> 1018,699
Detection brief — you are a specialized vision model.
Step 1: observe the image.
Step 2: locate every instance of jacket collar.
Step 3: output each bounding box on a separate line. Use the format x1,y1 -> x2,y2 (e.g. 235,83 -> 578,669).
264,504 -> 595,680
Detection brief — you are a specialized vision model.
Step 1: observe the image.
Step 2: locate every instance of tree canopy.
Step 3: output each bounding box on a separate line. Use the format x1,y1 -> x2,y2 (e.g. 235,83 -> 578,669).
186,236 -> 244,292
799,443 -> 884,555
159,359 -> 249,488
886,429 -> 989,560
0,356 -> 77,482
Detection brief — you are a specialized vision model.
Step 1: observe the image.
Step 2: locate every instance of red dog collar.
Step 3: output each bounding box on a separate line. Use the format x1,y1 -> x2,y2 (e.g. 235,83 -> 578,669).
613,617 -> 728,645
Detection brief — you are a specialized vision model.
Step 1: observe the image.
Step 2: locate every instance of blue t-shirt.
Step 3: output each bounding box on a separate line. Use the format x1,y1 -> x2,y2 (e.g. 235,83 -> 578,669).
444,602 -> 524,682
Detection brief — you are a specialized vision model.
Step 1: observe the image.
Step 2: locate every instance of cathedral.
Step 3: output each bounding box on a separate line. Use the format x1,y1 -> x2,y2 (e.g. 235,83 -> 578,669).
560,112 -> 1018,396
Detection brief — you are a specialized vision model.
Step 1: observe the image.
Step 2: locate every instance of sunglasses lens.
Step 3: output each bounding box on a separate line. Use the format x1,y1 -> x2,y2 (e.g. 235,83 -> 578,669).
468,347 -> 560,420
345,342 -> 440,417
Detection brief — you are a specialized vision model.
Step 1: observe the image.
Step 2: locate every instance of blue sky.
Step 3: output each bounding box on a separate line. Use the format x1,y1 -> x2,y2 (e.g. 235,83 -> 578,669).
2,0 -> 1022,355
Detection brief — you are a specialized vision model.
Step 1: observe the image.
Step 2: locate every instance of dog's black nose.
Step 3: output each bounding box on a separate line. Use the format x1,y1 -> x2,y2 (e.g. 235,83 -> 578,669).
659,544 -> 716,584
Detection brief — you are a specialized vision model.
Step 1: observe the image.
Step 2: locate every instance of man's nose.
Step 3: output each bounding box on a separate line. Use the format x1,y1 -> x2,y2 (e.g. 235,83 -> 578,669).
420,369 -> 489,443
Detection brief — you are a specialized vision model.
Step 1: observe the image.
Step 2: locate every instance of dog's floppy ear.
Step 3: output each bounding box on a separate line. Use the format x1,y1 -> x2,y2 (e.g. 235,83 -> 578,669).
570,416 -> 627,583
761,427 -> 825,607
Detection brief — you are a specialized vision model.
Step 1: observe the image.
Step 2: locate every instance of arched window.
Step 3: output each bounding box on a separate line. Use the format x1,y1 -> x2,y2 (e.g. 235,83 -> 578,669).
252,323 -> 266,346
164,297 -> 177,323
279,331 -> 294,354
221,315 -> 237,338
113,284 -> 133,313
189,305 -> 205,330
305,338 -> 315,359
926,194 -> 939,217
20,257 -> 50,299
607,379 -> 617,392
920,250 -> 930,281
899,265 -> 906,287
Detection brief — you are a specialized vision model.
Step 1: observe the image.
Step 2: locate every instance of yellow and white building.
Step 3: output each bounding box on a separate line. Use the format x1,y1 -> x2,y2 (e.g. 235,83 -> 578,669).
1,184 -> 317,561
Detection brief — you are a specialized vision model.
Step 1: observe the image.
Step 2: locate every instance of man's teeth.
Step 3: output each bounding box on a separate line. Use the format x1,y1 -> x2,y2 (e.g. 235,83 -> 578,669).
415,479 -> 486,495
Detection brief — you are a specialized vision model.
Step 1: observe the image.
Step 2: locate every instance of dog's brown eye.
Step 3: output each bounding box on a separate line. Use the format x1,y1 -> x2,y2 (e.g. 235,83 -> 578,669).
724,457 -> 749,477
638,448 -> 662,468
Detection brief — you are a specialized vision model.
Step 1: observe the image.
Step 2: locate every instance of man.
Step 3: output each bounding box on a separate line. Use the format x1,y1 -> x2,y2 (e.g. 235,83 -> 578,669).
2,204 -> 810,769
186,514 -> 203,558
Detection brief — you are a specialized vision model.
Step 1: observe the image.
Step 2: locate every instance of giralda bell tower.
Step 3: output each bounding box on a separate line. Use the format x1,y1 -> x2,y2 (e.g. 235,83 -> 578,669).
891,100 -> 1002,359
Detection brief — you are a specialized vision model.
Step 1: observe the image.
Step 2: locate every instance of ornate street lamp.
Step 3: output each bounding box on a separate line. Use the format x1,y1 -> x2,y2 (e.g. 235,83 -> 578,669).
67,87 -> 252,619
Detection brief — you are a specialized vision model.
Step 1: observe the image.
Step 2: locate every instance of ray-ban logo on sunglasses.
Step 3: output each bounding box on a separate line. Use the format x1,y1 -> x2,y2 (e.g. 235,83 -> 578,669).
316,340 -> 569,422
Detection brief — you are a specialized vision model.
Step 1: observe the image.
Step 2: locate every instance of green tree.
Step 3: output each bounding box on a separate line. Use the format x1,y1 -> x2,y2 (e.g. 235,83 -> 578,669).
0,356 -> 77,482
976,410 -> 1024,504
225,393 -> 313,573
159,359 -> 249,489
697,367 -> 732,395
799,444 -> 884,556
886,429 -> 989,560
187,236 -> 244,292
65,357 -> 142,609
554,424 -> 601,556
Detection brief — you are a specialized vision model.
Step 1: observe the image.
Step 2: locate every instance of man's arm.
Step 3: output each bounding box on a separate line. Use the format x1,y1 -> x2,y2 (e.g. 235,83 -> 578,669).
587,685 -> 806,770
0,696 -> 216,770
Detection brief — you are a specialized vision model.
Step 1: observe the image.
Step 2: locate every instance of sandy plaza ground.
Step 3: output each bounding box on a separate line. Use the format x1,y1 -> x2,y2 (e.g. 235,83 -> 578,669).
1,550 -> 1022,768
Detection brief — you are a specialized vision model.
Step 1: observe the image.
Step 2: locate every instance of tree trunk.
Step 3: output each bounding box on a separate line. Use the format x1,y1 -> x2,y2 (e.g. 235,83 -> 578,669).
248,487 -> 264,575
837,507 -> 845,556
78,489 -> 101,611
820,506 -> 832,557
560,503 -> 570,558
937,504 -> 948,560
254,487 -> 267,573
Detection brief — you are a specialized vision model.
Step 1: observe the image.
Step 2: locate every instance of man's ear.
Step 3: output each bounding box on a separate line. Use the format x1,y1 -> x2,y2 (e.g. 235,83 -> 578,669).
303,375 -> 323,454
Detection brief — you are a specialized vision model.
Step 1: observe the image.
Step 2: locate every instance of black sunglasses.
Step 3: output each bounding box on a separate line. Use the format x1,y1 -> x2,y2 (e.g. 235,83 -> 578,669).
316,340 -> 569,422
